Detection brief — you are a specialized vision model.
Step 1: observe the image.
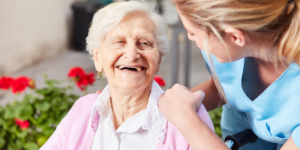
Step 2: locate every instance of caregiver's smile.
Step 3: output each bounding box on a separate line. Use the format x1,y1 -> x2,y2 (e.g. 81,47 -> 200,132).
94,12 -> 161,91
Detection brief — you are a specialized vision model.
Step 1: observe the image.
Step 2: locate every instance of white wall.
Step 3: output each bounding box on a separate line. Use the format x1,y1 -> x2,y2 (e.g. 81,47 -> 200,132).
0,0 -> 85,76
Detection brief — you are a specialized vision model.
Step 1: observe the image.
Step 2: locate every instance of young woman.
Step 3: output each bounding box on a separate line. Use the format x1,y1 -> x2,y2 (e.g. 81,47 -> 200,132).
159,0 -> 300,150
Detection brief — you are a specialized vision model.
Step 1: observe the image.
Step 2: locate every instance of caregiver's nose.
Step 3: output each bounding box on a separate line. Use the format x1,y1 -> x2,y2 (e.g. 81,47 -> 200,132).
124,44 -> 140,61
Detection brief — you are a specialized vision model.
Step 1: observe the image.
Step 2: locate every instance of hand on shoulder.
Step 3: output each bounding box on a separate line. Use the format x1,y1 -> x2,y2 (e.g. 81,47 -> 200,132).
159,83 -> 205,125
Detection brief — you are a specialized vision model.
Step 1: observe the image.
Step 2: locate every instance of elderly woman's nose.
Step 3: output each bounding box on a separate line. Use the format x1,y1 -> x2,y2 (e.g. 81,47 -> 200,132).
124,45 -> 141,61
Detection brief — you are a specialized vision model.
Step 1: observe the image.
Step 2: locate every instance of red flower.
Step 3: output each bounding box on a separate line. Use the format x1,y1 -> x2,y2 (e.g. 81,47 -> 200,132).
11,76 -> 32,94
68,67 -> 95,91
154,76 -> 165,87
68,67 -> 85,79
28,79 -> 36,89
86,72 -> 95,85
0,76 -> 14,90
15,118 -> 30,130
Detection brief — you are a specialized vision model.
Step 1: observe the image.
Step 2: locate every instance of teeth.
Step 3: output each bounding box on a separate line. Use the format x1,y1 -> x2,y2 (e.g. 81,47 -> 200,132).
119,66 -> 126,69
118,66 -> 142,71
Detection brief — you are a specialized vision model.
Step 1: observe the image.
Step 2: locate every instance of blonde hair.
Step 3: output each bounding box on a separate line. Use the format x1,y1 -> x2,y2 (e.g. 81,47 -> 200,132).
174,0 -> 300,102
86,0 -> 169,56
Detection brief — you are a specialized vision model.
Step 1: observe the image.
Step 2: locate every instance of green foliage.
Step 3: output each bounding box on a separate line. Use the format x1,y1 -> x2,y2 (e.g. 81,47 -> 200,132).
208,107 -> 223,138
0,77 -> 79,149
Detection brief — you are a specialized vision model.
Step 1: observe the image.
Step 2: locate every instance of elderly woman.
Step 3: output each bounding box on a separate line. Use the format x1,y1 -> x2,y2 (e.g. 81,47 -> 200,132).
41,1 -> 213,150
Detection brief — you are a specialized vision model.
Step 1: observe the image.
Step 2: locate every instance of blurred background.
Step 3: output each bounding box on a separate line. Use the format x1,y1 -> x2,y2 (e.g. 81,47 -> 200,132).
0,0 -> 220,149
0,0 -> 211,103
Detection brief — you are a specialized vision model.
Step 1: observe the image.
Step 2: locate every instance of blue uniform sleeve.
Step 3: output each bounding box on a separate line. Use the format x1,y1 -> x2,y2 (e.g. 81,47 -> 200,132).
292,125 -> 300,148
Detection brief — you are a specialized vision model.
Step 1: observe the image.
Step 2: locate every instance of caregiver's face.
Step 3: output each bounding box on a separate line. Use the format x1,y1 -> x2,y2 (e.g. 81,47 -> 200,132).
97,13 -> 161,90
176,6 -> 247,63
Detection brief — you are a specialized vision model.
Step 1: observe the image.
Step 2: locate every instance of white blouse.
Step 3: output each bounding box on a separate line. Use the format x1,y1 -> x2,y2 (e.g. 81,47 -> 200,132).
90,81 -> 167,150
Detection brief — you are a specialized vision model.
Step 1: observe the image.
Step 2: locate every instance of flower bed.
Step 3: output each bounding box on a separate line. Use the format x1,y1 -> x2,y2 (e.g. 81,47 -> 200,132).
0,67 -> 94,150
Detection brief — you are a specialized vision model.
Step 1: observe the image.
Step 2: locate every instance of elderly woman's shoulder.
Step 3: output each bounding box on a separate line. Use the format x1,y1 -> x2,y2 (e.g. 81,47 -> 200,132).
70,93 -> 99,112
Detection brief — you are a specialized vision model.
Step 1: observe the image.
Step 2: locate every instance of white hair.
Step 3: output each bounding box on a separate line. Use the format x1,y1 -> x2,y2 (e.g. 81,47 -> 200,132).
86,0 -> 169,56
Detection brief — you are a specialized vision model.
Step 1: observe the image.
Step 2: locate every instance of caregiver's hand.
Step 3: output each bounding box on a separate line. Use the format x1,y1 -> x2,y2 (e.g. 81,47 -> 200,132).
159,83 -> 229,150
159,83 -> 205,125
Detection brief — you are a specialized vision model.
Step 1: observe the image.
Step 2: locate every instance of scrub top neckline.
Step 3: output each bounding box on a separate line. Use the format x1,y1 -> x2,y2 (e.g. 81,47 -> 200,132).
238,58 -> 291,103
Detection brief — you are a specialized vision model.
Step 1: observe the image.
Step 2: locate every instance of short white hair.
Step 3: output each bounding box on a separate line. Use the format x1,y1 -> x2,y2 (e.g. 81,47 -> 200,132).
86,0 -> 169,56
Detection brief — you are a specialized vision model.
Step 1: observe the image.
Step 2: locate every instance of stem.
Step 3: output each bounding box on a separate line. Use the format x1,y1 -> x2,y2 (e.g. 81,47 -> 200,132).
13,93 -> 19,104
84,89 -> 88,95
7,90 -> 11,102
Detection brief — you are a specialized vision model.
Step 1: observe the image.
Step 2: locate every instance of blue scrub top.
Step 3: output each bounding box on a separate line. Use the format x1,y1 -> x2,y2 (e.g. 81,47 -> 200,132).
201,50 -> 300,148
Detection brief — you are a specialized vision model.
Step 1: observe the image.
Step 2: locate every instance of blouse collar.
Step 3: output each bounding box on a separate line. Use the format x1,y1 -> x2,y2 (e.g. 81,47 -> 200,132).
89,80 -> 167,143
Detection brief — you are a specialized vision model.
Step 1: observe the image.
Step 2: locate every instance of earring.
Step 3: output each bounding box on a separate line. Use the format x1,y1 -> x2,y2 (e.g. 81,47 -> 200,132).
97,71 -> 103,80
156,72 -> 159,75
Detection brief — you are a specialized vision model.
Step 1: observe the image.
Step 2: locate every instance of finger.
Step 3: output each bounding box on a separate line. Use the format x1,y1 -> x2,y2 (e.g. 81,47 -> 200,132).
173,83 -> 190,91
96,90 -> 102,94
193,90 -> 205,102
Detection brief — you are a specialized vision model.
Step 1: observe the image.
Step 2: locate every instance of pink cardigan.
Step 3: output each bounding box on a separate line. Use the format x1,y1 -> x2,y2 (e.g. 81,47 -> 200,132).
41,94 -> 214,150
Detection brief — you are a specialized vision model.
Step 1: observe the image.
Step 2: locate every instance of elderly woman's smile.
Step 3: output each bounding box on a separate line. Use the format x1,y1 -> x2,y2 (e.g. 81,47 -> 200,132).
94,12 -> 161,90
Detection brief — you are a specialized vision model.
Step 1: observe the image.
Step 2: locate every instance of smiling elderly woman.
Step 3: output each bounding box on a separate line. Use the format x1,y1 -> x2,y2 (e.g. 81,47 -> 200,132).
41,1 -> 214,150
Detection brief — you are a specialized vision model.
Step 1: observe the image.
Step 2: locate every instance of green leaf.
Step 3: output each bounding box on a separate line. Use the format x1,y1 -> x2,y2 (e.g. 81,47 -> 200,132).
0,130 -> 6,138
37,136 -> 48,147
0,137 -> 5,148
58,103 -> 69,110
36,88 -> 52,95
23,94 -> 36,103
208,107 -> 223,138
8,125 -> 18,134
0,106 -> 5,113
43,128 -> 55,137
45,79 -> 59,88
29,117 -> 39,126
0,118 -> 4,126
8,139 -> 23,150
35,102 -> 51,112
17,105 -> 33,120
24,142 -> 39,150
15,139 -> 23,149
3,107 -> 16,119
16,130 -> 28,139
37,113 -> 48,123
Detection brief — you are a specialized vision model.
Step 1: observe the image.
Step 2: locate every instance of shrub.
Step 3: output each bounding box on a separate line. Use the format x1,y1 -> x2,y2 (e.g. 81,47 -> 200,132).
0,67 -> 94,149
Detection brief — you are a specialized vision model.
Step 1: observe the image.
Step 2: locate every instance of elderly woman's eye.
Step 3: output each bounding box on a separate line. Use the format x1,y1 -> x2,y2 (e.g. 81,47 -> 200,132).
139,41 -> 150,46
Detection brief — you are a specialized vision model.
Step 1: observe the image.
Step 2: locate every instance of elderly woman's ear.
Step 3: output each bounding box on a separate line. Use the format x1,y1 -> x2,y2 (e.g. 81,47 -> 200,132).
93,48 -> 103,72
156,54 -> 163,73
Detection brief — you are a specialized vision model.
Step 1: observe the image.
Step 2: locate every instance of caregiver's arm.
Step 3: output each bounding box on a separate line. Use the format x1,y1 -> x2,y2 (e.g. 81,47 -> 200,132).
191,77 -> 225,111
159,84 -> 229,150
281,137 -> 300,150
281,126 -> 300,150
176,108 -> 229,150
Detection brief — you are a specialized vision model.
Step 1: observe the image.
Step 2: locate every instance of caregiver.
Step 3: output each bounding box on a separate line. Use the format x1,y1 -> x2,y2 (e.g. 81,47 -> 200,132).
159,0 -> 300,150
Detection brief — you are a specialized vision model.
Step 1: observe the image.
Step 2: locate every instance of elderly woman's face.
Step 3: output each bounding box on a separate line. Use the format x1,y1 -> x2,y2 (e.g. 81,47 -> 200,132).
94,13 -> 161,90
